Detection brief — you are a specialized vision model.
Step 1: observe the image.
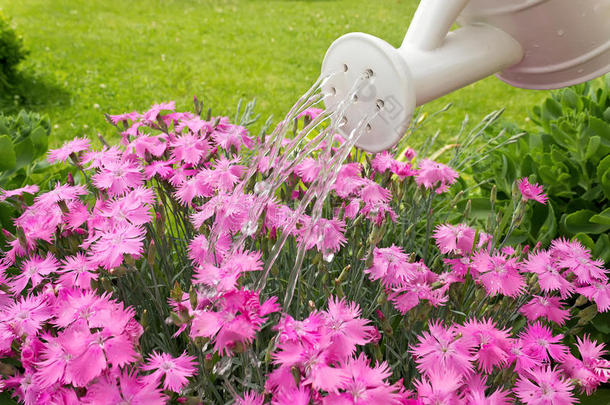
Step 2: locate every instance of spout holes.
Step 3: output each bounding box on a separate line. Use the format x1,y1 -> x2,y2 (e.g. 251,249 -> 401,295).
352,94 -> 358,102
376,99 -> 385,110
366,123 -> 372,132
329,87 -> 336,96
364,69 -> 374,78
343,64 -> 349,72
340,116 -> 348,126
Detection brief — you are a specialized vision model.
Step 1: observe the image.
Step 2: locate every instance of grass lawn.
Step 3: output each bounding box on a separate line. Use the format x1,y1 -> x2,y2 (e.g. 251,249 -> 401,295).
0,0 -> 549,148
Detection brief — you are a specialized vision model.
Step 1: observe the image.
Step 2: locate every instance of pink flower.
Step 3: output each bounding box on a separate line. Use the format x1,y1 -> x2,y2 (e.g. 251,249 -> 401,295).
323,298 -> 376,361
81,146 -> 123,169
235,391 -> 265,405
83,371 -> 167,404
108,111 -> 140,124
190,289 -> 279,356
88,224 -> 145,270
433,224 -> 476,255
333,163 -> 364,198
321,354 -> 406,405
48,137 -> 90,163
130,134 -> 167,158
143,101 -> 175,122
522,251 -> 573,297
297,107 -> 323,120
142,351 -> 197,393
211,156 -> 246,191
514,367 -> 575,405
0,295 -> 50,340
390,161 -> 417,179
193,250 -> 262,291
364,245 -> 410,288
272,386 -> 311,405
57,253 -> 98,290
577,281 -> 610,312
11,253 -> 59,294
359,179 -> 391,204
458,319 -> 512,373
0,185 -> 39,202
211,122 -> 254,151
298,217 -> 346,255
92,158 -> 144,196
170,133 -> 211,165
415,159 -> 458,194
472,251 -> 525,297
550,238 -> 607,284
518,177 -> 548,204
176,116 -> 212,135
294,158 -> 321,182
520,295 -> 569,325
371,152 -> 396,174
414,366 -> 463,405
519,322 -> 568,362
34,183 -> 87,206
410,320 -> 474,376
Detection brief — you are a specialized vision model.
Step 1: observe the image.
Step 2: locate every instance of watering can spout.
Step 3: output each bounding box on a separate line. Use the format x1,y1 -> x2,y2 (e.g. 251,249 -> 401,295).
321,0 -> 610,153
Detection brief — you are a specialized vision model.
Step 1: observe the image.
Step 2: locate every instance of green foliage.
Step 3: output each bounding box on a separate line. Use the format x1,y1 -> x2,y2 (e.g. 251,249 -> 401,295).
472,76 -> 610,262
0,110 -> 74,247
0,11 -> 27,87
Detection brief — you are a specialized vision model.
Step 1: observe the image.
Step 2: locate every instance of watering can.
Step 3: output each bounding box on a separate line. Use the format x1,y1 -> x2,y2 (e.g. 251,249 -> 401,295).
321,0 -> 610,152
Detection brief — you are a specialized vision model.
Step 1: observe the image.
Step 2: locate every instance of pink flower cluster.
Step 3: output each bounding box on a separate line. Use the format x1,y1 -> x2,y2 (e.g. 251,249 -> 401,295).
1,102 -> 607,404
263,298 -> 406,405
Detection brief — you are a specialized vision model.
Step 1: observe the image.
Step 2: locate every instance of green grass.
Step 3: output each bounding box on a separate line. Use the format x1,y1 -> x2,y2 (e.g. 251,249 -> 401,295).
0,0 -> 549,147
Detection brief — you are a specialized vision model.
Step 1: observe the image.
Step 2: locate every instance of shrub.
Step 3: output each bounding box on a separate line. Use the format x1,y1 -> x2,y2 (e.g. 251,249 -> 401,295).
0,11 -> 27,87
0,98 -> 608,404
471,75 -> 610,263
0,110 -> 74,250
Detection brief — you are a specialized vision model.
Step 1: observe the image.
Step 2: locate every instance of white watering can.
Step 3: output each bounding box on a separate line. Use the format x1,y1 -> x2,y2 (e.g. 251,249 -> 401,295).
321,0 -> 610,152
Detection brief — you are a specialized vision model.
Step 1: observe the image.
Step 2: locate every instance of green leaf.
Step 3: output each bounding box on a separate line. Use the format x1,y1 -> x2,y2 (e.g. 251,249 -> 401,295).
0,135 -> 16,171
590,208 -> 610,226
564,209 -> 610,234
29,126 -> 48,158
599,155 -> 610,182
541,98 -> 562,122
574,233 -> 595,250
579,387 -> 610,405
534,202 -> 557,245
589,116 -> 610,142
585,136 -> 601,160
12,137 -> 34,171
594,234 -> 610,264
457,198 -> 492,220
603,169 -> 610,200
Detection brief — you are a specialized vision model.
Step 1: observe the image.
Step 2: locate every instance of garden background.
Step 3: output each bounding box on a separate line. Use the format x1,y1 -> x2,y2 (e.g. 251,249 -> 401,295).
0,0 -> 549,146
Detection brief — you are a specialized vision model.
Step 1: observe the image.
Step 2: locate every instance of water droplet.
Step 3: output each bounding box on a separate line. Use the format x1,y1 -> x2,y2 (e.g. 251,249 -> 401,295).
364,69 -> 374,78
557,29 -> 565,37
376,99 -> 385,110
254,180 -> 270,195
323,251 -> 335,262
242,220 -> 258,236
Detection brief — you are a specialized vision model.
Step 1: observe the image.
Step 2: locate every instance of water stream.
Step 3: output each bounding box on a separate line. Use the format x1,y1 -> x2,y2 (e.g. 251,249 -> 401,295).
207,69 -> 380,310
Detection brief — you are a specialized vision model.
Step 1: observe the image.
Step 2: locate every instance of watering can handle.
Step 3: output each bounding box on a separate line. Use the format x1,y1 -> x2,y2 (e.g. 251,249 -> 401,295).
402,0 -> 470,51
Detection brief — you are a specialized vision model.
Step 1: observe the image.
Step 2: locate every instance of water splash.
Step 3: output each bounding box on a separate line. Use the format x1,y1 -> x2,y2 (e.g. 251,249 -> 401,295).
205,68 -> 380,311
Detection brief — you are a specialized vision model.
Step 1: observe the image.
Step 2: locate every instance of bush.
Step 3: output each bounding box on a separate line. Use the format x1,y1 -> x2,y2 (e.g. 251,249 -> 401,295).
0,11 -> 27,87
0,97 -> 608,404
0,110 -> 75,250
471,75 -> 610,263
